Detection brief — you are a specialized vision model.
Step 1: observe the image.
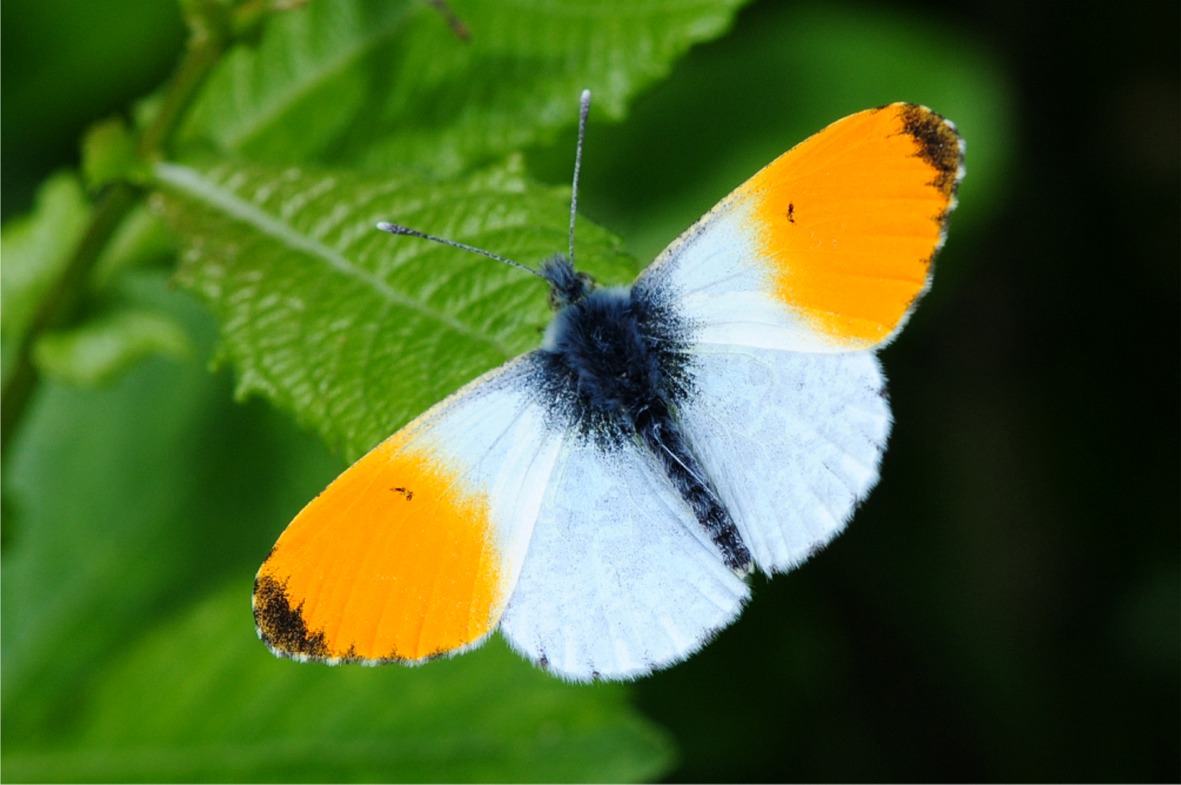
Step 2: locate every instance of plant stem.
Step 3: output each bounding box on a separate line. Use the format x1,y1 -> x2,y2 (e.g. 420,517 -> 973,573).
138,20 -> 227,158
0,10 -> 229,453
0,183 -> 138,449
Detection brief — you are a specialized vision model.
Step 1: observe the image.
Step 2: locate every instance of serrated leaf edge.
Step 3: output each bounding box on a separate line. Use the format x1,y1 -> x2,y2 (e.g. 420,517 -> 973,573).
153,162 -> 510,355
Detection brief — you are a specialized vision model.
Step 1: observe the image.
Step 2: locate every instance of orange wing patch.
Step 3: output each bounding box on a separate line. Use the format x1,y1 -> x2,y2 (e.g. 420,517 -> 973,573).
742,103 -> 963,348
254,433 -> 505,662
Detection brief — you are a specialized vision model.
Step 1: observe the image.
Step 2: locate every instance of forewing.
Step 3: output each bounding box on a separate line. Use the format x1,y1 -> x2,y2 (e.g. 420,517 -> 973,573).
254,356 -> 562,664
638,103 -> 964,353
499,435 -> 751,682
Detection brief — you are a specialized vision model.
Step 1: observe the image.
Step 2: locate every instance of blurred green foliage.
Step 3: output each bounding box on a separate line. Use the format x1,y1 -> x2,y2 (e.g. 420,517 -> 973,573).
2,0 -> 1177,782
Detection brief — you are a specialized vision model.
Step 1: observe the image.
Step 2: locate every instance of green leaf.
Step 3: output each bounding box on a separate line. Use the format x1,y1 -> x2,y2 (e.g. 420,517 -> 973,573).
154,159 -> 635,461
6,584 -> 673,783
91,203 -> 176,288
178,0 -> 749,175
33,303 -> 190,387
1,174 -> 180,392
1,274 -> 237,743
1,279 -> 673,782
82,116 -> 143,189
177,1 -> 419,164
0,172 -> 91,385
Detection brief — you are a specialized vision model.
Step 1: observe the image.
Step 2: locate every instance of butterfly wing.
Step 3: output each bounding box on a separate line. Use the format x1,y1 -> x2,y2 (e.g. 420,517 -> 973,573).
258,349 -> 750,680
253,356 -> 563,664
489,104 -> 964,674
638,103 -> 964,353
633,103 -> 963,574
499,433 -> 750,681
677,347 -> 891,573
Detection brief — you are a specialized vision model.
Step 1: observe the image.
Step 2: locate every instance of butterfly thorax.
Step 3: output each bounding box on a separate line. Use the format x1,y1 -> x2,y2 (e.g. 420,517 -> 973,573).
540,281 -> 686,434
535,274 -> 752,572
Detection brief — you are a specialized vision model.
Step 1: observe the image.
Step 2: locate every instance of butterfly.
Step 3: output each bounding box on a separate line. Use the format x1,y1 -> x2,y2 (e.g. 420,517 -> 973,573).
253,92 -> 964,681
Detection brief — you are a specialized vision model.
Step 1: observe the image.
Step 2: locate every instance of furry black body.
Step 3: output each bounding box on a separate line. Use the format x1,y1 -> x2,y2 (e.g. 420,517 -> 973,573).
532,256 -> 752,572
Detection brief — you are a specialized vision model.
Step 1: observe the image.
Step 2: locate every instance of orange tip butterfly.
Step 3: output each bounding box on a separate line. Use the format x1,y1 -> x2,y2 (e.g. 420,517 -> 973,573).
253,90 -> 965,681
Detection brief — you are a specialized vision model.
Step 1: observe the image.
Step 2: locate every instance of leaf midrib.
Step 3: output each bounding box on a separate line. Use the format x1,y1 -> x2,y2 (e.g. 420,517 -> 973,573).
153,163 -> 511,357
219,3 -> 418,152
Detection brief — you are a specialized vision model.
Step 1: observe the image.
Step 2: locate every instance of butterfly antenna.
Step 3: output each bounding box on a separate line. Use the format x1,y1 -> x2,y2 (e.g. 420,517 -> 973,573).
568,89 -> 592,268
376,221 -> 545,281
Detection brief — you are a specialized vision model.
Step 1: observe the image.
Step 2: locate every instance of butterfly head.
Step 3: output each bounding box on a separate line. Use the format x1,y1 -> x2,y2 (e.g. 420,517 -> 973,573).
541,254 -> 597,310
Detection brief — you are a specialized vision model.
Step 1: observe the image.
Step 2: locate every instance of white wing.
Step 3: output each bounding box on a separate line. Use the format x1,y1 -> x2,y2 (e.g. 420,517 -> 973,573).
621,105 -> 958,577
677,345 -> 891,573
499,434 -> 750,681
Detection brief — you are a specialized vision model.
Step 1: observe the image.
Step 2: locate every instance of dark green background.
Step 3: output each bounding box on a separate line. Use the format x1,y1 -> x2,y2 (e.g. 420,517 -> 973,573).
4,0 -> 1178,781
